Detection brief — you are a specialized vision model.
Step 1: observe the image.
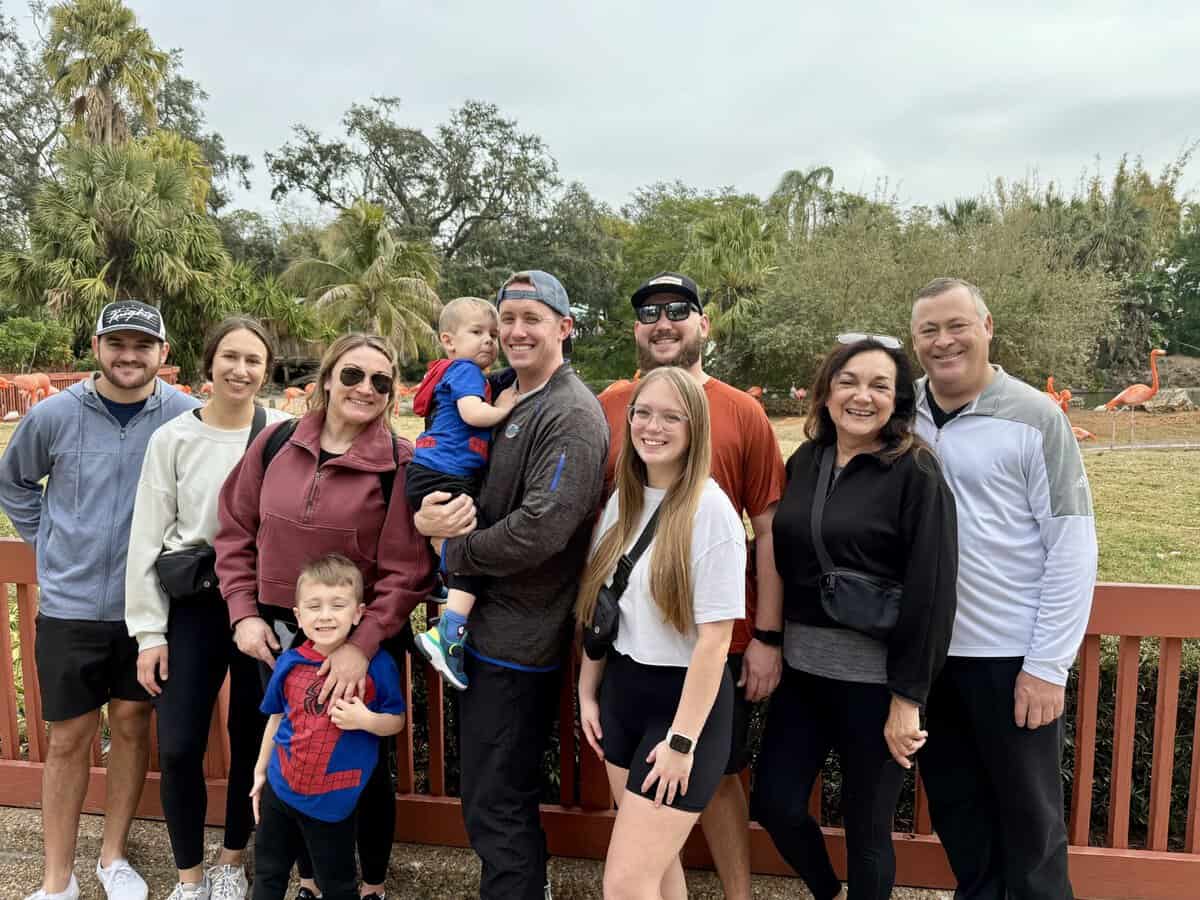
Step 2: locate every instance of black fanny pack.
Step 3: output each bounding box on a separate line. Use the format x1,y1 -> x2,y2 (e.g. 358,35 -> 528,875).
154,405 -> 267,604
582,505 -> 661,661
810,445 -> 902,641
155,545 -> 219,603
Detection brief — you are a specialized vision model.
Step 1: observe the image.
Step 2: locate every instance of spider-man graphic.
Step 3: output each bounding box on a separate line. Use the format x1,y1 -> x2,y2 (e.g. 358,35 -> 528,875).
276,660 -> 376,795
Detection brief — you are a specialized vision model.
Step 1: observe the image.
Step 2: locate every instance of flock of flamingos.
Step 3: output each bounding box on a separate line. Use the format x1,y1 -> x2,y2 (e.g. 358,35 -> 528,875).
0,349 -> 1173,443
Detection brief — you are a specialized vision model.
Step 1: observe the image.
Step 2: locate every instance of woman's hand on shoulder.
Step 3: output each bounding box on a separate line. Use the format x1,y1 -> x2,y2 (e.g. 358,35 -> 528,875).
641,739 -> 693,808
884,693 -> 927,769
317,642 -> 369,705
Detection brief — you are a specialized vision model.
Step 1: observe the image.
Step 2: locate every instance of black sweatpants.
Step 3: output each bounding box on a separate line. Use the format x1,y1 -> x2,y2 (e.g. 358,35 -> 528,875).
156,598 -> 266,870
459,654 -> 560,900
253,781 -> 358,900
257,611 -> 404,888
921,657 -> 1073,900
751,666 -> 905,900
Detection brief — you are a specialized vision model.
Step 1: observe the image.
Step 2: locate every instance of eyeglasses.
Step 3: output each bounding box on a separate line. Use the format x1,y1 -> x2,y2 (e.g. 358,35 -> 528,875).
338,365 -> 393,395
837,332 -> 903,349
635,301 -> 697,325
628,404 -> 690,429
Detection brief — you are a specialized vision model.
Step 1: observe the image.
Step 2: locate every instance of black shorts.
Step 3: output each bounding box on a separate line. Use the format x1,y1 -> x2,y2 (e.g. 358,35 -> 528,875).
35,615 -> 149,722
404,462 -> 483,596
599,652 -> 733,813
724,652 -> 753,774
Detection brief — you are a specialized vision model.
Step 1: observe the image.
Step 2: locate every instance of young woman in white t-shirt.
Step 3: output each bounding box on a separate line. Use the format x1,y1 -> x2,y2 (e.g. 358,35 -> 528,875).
125,317 -> 290,900
577,366 -> 746,899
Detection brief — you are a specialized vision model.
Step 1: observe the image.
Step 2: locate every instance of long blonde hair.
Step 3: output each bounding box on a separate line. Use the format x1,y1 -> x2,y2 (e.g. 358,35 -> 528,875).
576,367 -> 712,634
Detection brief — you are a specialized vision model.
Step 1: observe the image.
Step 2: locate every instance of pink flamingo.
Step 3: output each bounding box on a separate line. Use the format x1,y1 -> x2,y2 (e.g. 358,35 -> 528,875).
1106,349 -> 1167,410
1058,389 -> 1072,414
283,386 -> 304,413
1072,426 -> 1096,442
1045,376 -> 1061,405
200,381 -> 213,397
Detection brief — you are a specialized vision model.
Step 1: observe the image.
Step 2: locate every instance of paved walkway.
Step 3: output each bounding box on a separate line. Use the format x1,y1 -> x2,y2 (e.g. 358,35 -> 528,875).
0,808 -> 952,899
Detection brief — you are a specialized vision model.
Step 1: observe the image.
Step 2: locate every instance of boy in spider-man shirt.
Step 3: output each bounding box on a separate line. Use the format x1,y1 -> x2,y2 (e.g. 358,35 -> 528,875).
250,554 -> 406,900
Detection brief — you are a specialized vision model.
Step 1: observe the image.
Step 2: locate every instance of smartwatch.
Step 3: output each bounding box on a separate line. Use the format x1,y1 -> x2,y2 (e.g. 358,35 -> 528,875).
666,730 -> 695,755
752,627 -> 784,647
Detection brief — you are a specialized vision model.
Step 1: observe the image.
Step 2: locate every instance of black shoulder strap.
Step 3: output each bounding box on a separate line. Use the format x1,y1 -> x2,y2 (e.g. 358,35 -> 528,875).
378,434 -> 400,510
261,418 -> 400,511
610,504 -> 663,597
246,404 -> 268,449
809,444 -> 836,574
261,417 -> 300,470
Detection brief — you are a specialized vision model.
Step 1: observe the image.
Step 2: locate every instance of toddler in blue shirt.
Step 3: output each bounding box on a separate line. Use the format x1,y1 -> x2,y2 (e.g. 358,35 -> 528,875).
407,297 -> 515,691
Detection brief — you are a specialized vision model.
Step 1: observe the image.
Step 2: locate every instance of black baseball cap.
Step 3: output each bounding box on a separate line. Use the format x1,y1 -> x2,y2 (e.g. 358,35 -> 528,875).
95,300 -> 167,342
630,272 -> 703,312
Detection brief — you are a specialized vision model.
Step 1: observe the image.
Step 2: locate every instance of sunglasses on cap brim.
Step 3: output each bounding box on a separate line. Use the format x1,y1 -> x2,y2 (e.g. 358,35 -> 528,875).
837,332 -> 903,350
635,300 -> 699,325
338,365 -> 393,394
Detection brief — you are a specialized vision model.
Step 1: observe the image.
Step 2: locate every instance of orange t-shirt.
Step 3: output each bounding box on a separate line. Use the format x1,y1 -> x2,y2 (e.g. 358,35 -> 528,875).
597,376 -> 787,653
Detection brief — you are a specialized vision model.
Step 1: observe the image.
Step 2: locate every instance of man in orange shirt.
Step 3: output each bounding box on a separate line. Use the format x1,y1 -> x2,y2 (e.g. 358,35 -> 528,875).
597,272 -> 786,899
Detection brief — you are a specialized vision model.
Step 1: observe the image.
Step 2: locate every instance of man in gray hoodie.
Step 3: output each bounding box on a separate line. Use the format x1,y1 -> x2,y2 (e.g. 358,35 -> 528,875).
0,301 -> 198,900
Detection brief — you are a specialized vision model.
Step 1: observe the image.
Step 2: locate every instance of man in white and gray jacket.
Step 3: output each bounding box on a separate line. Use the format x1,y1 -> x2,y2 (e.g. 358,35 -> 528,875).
0,301 -> 197,900
911,278 -> 1096,900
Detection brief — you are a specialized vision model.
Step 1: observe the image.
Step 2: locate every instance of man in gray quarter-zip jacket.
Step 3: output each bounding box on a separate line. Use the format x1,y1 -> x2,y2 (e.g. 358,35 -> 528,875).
910,278 -> 1096,900
0,301 -> 197,900
414,270 -> 607,900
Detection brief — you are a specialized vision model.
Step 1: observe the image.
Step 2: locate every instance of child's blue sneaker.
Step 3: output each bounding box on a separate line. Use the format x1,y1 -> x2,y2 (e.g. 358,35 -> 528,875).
416,623 -> 468,691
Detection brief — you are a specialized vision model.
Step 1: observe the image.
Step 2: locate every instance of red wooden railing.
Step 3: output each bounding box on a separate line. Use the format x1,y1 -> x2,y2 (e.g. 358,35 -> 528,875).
0,537 -> 1197,899
0,367 -> 181,417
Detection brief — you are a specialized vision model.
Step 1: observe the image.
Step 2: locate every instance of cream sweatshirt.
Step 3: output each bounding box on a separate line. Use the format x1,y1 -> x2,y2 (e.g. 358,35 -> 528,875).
125,406 -> 291,651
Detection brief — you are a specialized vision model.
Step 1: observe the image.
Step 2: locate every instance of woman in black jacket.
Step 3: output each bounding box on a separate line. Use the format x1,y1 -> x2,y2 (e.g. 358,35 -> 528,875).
751,335 -> 958,900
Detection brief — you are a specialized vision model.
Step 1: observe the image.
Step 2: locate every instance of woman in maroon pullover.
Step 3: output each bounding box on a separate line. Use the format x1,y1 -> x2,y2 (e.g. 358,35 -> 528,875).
216,333 -> 434,900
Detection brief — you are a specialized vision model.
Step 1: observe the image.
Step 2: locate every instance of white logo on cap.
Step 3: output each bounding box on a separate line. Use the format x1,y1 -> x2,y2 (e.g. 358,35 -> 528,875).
105,306 -> 161,328
649,276 -> 684,287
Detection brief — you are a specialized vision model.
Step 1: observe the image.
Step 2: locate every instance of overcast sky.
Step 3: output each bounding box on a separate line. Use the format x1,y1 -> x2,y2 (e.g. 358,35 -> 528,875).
29,0 -> 1200,217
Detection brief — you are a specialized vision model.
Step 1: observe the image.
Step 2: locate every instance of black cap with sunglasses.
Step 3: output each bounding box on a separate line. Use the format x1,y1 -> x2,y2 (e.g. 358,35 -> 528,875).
630,272 -> 704,314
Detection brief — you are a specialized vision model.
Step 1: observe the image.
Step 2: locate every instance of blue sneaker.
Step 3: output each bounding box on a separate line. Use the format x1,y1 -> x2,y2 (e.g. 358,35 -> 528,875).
416,623 -> 468,691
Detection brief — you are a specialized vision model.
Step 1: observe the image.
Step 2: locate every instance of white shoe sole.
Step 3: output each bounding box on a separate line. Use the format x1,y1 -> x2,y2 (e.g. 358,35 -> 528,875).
416,632 -> 468,691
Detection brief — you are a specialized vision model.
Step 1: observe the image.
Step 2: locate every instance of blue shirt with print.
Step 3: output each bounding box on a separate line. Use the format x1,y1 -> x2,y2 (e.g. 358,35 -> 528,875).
261,643 -> 405,823
412,359 -> 493,477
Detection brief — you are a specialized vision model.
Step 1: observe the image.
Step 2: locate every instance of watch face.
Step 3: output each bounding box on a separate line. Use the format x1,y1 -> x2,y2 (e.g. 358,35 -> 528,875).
668,733 -> 693,754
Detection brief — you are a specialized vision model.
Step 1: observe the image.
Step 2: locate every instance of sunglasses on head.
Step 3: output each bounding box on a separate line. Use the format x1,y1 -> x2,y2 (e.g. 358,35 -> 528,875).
837,332 -> 903,350
635,300 -> 698,325
338,365 -> 393,395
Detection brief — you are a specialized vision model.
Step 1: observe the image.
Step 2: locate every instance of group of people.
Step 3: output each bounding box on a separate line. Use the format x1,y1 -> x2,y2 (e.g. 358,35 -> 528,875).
0,270 -> 1097,900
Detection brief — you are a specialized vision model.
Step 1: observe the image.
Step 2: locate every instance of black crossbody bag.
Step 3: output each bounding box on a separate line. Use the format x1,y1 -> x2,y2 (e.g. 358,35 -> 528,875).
810,445 -> 903,641
154,405 -> 268,604
582,505 -> 662,661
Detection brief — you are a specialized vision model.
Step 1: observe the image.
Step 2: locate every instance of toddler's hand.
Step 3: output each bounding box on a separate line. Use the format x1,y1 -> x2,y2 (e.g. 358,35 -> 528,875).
494,386 -> 518,411
330,696 -> 370,731
250,771 -> 266,824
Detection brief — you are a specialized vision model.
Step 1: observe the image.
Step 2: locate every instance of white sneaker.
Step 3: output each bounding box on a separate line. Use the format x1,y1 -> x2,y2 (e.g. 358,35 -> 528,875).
206,865 -> 248,900
95,859 -> 148,900
23,874 -> 80,900
167,877 -> 210,900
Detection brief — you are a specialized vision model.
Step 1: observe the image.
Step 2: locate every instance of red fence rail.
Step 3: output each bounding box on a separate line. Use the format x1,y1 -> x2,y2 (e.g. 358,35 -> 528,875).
0,367 -> 181,417
0,537 -> 1197,899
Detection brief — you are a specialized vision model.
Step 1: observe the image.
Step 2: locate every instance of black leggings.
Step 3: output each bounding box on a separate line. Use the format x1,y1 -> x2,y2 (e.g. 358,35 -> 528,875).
156,599 -> 266,870
259,608 -> 405,887
751,666 -> 905,900
253,781 -> 357,900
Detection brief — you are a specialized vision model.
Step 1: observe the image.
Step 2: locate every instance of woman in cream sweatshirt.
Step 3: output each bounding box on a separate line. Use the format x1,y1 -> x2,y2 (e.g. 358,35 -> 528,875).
125,317 -> 289,900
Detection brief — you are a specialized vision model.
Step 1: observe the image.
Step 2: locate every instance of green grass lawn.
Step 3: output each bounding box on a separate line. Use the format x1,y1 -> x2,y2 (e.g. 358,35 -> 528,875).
0,421 -> 1196,585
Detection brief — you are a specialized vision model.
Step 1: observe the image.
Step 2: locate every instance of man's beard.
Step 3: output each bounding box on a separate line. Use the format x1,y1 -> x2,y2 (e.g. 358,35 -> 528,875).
636,332 -> 703,373
98,359 -> 157,391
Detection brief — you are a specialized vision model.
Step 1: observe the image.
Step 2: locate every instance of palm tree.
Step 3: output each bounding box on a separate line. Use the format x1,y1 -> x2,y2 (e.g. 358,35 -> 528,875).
935,197 -> 995,234
282,199 -> 442,361
770,165 -> 834,240
684,204 -> 780,340
0,140 -> 230,367
43,0 -> 168,146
